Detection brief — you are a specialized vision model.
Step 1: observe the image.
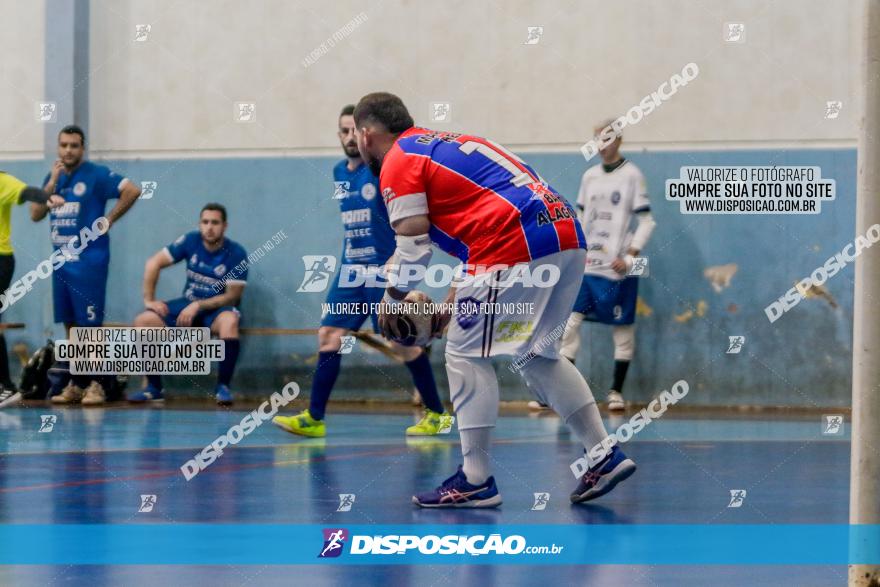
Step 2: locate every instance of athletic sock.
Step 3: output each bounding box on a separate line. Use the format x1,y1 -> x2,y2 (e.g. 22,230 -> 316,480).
308,351 -> 342,421
611,360 -> 630,394
460,427 -> 492,485
565,402 -> 611,456
519,356 -> 609,448
217,339 -> 240,386
405,350 -> 444,413
147,375 -> 163,390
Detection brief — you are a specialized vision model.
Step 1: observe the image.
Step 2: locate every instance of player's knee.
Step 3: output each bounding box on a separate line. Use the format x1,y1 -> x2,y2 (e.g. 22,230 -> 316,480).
213,312 -> 240,338
560,319 -> 582,360
397,344 -> 423,362
317,326 -> 345,352
134,311 -> 163,327
612,325 -> 635,360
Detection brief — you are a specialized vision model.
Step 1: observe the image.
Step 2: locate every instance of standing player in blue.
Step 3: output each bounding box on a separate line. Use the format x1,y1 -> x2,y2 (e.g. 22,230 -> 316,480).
273,105 -> 451,438
127,204 -> 247,406
32,125 -> 142,405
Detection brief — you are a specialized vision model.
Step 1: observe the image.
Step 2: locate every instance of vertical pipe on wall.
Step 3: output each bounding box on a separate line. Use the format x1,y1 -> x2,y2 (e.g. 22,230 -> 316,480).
850,0 -> 880,585
43,0 -> 89,159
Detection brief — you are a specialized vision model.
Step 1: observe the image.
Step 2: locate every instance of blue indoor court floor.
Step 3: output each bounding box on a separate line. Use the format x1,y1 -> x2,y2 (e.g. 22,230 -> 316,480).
0,402 -> 853,586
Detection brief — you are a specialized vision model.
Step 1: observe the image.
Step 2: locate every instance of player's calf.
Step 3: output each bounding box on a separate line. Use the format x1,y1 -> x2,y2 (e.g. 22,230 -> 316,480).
129,310 -> 167,403
211,310 -> 241,406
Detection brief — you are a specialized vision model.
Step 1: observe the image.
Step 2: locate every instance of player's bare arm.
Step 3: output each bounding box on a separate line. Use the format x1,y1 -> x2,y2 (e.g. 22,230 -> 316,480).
105,181 -> 142,228
613,210 -> 656,273
32,160 -> 67,221
176,283 -> 244,327
142,249 -> 175,316
44,159 -> 63,193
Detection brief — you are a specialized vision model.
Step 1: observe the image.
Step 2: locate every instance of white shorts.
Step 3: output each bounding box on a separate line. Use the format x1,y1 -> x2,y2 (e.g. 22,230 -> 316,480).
446,248 -> 586,359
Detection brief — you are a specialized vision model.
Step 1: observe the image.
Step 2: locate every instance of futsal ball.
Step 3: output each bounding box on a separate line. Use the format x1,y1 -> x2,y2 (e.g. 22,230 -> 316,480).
388,290 -> 434,347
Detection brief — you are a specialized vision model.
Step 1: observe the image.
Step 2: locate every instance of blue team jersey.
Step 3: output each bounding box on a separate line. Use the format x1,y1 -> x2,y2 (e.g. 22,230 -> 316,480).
165,231 -> 248,301
333,160 -> 396,265
44,161 -> 128,266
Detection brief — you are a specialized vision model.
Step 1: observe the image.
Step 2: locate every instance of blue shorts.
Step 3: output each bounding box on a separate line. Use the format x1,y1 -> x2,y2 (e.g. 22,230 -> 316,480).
320,270 -> 385,332
155,297 -> 241,329
572,275 -> 638,325
53,264 -> 108,326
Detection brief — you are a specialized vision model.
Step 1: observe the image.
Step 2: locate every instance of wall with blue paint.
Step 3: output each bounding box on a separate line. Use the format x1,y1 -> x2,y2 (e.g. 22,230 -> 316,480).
0,147 -> 857,406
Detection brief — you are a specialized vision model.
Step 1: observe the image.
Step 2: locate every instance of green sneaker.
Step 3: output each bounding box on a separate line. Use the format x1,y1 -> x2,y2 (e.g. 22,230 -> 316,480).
406,410 -> 454,436
273,409 -> 326,438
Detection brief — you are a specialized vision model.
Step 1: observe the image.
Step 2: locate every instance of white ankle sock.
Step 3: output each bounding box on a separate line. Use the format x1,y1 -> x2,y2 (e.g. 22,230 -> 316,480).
565,402 -> 610,452
460,427 -> 492,485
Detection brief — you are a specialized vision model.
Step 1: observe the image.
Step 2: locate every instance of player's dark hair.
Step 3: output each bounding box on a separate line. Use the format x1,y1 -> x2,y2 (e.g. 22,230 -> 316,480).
58,125 -> 85,146
353,92 -> 414,134
339,104 -> 355,118
201,203 -> 227,222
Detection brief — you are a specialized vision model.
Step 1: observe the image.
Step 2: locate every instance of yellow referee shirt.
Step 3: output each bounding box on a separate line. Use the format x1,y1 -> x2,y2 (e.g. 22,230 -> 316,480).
0,172 -> 27,255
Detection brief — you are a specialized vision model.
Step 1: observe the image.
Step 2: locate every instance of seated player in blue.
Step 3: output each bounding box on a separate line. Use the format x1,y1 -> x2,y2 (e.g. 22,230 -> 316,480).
127,203 -> 247,406
32,125 -> 142,406
272,104 -> 451,438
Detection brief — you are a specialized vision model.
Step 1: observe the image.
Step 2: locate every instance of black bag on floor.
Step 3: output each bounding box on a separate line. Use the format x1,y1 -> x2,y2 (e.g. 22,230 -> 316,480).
106,375 -> 129,401
19,340 -> 55,400
20,340 -> 129,401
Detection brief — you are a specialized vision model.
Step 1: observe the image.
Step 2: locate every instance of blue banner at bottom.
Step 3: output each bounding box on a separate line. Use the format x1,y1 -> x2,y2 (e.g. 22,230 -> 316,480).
0,524 -> 877,565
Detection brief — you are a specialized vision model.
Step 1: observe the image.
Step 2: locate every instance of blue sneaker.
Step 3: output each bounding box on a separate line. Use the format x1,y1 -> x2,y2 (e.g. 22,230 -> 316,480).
570,446 -> 636,503
215,384 -> 233,406
412,465 -> 502,508
127,385 -> 164,403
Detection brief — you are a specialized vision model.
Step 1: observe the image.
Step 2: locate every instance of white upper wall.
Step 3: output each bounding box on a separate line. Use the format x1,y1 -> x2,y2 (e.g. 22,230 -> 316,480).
0,0 -> 46,158
86,0 -> 858,154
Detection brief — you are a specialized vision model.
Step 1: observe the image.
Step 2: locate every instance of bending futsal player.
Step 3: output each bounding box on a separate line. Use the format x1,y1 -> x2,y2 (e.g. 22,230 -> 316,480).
272,105 -> 451,438
353,92 -> 636,507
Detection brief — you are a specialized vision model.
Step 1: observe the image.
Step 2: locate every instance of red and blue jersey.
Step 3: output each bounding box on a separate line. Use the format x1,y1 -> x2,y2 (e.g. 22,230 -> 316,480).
379,128 -> 585,270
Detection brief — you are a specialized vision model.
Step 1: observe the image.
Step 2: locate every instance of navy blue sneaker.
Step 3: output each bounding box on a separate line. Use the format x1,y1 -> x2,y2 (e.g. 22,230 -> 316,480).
127,385 -> 164,403
570,446 -> 636,503
412,465 -> 502,508
215,384 -> 233,406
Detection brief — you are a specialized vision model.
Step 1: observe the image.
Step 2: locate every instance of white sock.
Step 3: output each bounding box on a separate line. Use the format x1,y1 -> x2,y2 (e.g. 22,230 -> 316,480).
460,427 -> 492,485
519,355 -> 609,449
565,402 -> 610,453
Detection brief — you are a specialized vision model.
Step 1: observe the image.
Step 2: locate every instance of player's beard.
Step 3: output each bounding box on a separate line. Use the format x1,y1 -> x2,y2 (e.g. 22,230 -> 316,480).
63,154 -> 82,170
342,142 -> 360,158
366,153 -> 382,177
202,233 -> 222,248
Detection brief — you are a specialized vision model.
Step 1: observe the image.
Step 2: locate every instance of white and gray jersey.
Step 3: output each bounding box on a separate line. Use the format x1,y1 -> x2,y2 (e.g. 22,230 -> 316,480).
576,160 -> 650,281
